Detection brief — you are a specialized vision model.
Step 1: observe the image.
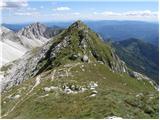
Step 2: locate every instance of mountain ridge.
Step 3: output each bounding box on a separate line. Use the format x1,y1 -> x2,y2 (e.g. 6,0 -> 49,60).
1,21 -> 158,119
1,20 -> 156,91
1,20 -> 129,90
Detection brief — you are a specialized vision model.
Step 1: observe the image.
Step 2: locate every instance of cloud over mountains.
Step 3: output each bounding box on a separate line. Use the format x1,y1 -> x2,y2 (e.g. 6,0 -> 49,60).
93,10 -> 157,17
0,0 -> 28,8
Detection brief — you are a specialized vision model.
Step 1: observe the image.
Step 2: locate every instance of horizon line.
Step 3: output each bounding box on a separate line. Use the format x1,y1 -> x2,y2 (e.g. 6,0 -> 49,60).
1,19 -> 158,25
22,0 -> 158,2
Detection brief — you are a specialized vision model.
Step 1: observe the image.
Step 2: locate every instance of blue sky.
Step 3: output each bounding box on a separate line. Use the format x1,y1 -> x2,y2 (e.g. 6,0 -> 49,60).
1,0 -> 158,23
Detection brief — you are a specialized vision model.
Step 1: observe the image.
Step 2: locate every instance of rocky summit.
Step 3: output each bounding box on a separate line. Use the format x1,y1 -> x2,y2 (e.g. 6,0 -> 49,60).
1,21 -> 158,119
17,22 -> 62,40
0,23 -> 62,65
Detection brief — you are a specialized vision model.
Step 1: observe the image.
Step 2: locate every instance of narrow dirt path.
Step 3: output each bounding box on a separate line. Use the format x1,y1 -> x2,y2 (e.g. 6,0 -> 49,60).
67,63 -> 81,72
1,75 -> 41,118
1,62 -> 88,118
51,70 -> 56,81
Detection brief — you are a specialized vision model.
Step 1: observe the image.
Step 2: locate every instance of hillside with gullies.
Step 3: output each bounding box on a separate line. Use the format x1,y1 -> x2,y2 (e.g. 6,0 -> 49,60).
112,38 -> 159,84
1,21 -> 158,119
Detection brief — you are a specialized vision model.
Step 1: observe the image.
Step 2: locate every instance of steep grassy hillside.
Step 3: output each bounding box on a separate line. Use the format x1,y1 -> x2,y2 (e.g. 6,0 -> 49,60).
112,38 -> 159,83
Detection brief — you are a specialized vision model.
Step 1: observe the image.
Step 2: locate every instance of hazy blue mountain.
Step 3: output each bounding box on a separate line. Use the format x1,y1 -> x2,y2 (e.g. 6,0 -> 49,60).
112,38 -> 159,83
2,20 -> 158,46
1,22 -> 69,31
1,23 -> 29,31
85,21 -> 159,46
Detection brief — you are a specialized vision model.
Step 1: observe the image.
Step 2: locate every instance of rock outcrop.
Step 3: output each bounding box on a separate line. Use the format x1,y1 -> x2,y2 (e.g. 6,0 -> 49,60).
129,71 -> 150,80
17,22 -> 62,40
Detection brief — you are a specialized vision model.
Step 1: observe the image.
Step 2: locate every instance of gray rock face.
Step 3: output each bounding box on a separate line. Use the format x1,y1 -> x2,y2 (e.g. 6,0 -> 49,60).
18,22 -> 62,40
109,51 -> 128,73
1,29 -> 42,49
0,25 -> 62,66
1,35 -> 70,91
91,49 -> 128,73
18,22 -> 48,40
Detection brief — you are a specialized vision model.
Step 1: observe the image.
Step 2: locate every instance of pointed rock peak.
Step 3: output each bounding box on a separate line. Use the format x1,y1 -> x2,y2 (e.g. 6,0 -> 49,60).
27,22 -> 47,28
74,20 -> 84,25
69,20 -> 88,30
35,22 -> 41,25
17,22 -> 49,40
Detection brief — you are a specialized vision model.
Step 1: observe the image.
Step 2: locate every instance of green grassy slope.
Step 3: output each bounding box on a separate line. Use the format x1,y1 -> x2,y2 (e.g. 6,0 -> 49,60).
1,62 -> 158,119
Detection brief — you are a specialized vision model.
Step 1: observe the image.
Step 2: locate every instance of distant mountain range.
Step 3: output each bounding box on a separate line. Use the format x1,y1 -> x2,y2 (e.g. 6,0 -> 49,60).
2,20 -> 158,46
0,23 -> 62,65
86,21 -> 159,46
112,38 -> 159,83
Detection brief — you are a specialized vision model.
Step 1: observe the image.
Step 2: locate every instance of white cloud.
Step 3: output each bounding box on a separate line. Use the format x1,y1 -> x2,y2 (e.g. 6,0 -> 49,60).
0,0 -> 28,9
0,1 -> 7,7
94,11 -> 121,16
72,12 -> 80,15
51,12 -> 80,16
123,10 -> 157,16
93,10 -> 158,17
15,11 -> 39,16
27,7 -> 37,11
54,7 -> 71,11
51,13 -> 62,16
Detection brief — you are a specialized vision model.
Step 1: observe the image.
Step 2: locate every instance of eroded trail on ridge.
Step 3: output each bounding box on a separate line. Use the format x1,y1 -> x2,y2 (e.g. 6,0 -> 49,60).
1,75 -> 41,118
51,63 -> 82,80
2,63 -> 81,118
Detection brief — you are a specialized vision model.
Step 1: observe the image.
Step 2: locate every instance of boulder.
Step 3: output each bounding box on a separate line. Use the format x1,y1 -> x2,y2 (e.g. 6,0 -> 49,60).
13,94 -> 21,99
64,87 -> 73,94
105,116 -> 123,119
50,86 -> 59,90
44,87 -> 51,92
70,85 -> 77,91
80,87 -> 87,92
82,55 -> 89,62
69,54 -> 78,60
90,93 -> 96,97
92,90 -> 98,94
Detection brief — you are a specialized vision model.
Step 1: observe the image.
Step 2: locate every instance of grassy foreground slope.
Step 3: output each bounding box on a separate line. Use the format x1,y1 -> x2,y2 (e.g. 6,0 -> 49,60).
1,62 -> 158,119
